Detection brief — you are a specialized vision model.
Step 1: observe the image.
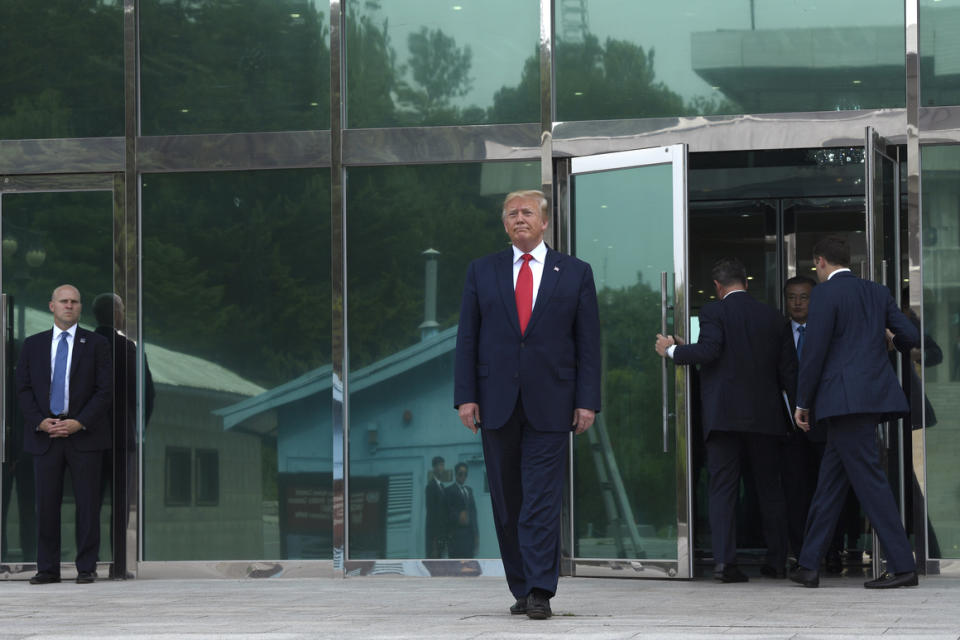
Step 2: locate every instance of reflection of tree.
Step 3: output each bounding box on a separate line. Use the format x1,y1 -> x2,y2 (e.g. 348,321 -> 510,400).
576,277 -> 676,538
396,28 -> 477,125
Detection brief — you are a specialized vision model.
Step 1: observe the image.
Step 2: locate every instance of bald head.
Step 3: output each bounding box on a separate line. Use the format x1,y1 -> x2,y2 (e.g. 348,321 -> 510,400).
49,284 -> 82,330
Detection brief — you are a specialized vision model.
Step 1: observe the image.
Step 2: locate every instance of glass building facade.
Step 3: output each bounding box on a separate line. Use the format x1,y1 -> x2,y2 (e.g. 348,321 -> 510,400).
0,0 -> 958,579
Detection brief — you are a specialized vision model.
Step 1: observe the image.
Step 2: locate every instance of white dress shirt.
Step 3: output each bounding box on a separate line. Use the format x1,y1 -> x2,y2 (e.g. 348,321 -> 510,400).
49,323 -> 78,414
512,241 -> 547,309
827,267 -> 851,280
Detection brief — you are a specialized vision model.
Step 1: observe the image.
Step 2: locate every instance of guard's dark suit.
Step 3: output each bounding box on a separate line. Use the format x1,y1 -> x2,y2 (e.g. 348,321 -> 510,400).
796,271 -> 919,574
445,481 -> 478,558
673,290 -> 796,570
16,327 -> 111,577
424,477 -> 447,558
454,245 -> 601,599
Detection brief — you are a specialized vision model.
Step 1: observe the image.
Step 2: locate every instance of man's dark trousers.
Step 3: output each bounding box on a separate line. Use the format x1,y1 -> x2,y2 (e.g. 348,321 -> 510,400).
799,414 -> 914,574
481,398 -> 568,599
34,438 -> 103,575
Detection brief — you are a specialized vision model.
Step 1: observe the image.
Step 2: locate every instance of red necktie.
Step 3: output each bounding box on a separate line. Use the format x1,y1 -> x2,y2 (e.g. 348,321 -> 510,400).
516,254 -> 533,333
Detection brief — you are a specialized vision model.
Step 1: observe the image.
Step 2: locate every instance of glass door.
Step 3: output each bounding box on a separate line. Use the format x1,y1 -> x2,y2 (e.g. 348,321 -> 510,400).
1,175 -> 119,578
566,145 -> 691,579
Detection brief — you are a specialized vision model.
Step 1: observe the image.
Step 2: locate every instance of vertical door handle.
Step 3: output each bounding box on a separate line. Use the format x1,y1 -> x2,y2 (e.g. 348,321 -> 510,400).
660,272 -> 669,453
1,293 -> 6,464
881,259 -> 889,289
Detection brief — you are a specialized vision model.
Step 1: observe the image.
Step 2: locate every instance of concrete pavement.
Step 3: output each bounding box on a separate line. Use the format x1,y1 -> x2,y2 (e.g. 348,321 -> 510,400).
1,573 -> 959,639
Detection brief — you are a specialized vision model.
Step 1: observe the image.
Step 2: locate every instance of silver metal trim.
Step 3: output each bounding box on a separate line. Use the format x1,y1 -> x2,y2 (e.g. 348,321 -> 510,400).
343,125 -> 538,165
330,0 -> 347,574
136,560 -> 337,580
0,138 -> 125,175
1,293 -> 6,465
571,559 -> 681,579
0,174 -> 115,192
138,131 -> 331,172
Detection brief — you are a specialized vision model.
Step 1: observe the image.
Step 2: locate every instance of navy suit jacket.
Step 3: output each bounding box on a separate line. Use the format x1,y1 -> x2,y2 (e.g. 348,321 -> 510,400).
797,271 -> 919,421
16,326 -> 112,455
673,291 -> 797,438
454,246 -> 602,432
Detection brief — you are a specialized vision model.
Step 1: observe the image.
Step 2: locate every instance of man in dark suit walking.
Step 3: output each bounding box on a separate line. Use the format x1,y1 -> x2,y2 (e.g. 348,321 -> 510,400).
455,189 -> 601,619
656,258 -> 796,582
16,284 -> 111,584
445,462 -> 478,558
790,236 -> 920,589
424,455 -> 447,557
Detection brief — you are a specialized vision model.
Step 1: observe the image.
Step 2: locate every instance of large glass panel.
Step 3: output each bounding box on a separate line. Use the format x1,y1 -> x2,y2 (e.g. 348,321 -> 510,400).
572,162 -> 679,561
920,0 -> 960,107
1,190 -> 114,564
556,0 -> 904,121
142,169 -> 331,560
786,198 -> 867,277
345,1 -> 539,128
140,1 -> 331,134
0,2 -> 123,139
921,145 -> 960,559
345,161 -> 539,560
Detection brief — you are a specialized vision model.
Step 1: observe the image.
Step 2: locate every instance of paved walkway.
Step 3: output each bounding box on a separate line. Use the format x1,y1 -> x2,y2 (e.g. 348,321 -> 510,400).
1,574 -> 958,639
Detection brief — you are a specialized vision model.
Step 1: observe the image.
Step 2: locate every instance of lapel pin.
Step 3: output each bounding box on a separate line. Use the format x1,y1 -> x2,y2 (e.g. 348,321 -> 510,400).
80,338 -> 86,344
554,266 -> 560,272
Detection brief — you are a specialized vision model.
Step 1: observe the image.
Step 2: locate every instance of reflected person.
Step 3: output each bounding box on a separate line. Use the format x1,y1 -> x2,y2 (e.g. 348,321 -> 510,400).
656,258 -> 796,582
16,285 -> 111,585
454,189 -> 601,619
424,455 -> 448,558
445,463 -> 478,559
93,293 -> 155,545
791,236 -> 919,589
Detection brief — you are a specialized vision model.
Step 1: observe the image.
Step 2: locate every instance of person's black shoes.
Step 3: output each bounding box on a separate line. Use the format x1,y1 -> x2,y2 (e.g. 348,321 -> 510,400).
714,564 -> 749,583
75,571 -> 96,584
28,573 -> 61,585
509,598 -> 527,615
789,565 -> 820,588
526,589 -> 552,620
760,564 -> 785,579
864,571 -> 918,589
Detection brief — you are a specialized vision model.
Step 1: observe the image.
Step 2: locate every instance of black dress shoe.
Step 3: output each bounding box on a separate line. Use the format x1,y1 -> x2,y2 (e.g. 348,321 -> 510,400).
760,564 -> 785,579
864,571 -> 918,589
509,598 -> 527,615
76,571 -> 96,584
825,550 -> 843,574
526,589 -> 552,620
29,573 -> 61,585
789,565 -> 819,588
714,564 -> 748,583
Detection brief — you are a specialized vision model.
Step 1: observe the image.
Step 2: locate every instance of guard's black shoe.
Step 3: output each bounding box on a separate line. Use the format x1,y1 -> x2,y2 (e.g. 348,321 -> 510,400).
714,564 -> 749,583
864,571 -> 918,589
28,573 -> 61,585
789,565 -> 820,588
526,589 -> 552,620
75,571 -> 96,584
760,564 -> 785,579
509,598 -> 527,615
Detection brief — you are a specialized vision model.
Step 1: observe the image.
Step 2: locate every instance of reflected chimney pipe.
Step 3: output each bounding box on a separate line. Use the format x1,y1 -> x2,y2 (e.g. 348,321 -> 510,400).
419,248 -> 440,341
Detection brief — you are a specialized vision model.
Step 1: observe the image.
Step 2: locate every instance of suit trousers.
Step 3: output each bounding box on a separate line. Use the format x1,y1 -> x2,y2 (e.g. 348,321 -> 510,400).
33,438 -> 104,575
799,414 -> 915,574
481,398 -> 569,599
706,430 -> 788,568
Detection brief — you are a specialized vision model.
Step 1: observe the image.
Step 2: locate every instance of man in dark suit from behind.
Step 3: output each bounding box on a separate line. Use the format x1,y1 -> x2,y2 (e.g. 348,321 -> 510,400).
656,258 -> 797,582
16,284 -> 111,584
790,236 -> 920,589
445,462 -> 478,558
424,455 -> 447,557
454,189 -> 601,619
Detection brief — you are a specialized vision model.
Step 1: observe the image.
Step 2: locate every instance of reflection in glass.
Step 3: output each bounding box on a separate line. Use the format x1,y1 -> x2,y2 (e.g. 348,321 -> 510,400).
787,198 -> 866,278
1,191 -> 114,563
142,169 -> 331,560
573,164 -> 679,560
141,0 -> 331,134
0,3 -> 123,139
556,0 -> 904,121
920,0 -> 960,107
921,146 -> 960,559
345,0 -> 538,127
345,161 -> 539,559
